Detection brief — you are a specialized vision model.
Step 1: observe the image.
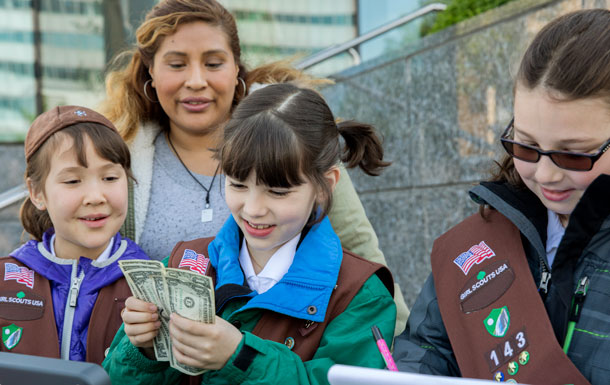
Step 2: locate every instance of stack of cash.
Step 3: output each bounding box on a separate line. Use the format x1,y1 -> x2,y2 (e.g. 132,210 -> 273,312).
119,259 -> 215,375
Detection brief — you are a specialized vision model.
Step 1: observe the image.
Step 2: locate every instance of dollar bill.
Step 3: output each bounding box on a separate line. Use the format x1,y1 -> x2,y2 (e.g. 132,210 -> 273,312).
118,259 -> 215,374
119,260 -> 172,361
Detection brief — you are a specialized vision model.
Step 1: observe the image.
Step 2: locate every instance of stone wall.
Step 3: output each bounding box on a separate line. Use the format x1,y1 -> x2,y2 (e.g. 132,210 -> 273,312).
321,0 -> 609,307
0,0 -> 608,307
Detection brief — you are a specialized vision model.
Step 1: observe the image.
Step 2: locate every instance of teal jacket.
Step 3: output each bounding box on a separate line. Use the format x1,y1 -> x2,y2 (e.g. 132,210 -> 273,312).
103,217 -> 396,385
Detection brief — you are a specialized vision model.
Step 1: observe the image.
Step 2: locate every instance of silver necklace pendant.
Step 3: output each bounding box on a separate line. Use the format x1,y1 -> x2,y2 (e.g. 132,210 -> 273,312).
201,203 -> 213,223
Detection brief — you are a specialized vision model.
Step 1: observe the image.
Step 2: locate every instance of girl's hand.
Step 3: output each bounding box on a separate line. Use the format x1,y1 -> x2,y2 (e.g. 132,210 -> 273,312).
122,296 -> 160,355
169,314 -> 243,370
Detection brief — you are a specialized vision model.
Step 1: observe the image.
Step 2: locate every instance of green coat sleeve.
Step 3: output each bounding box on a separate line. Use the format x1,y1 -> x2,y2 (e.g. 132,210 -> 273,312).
215,274 -> 397,384
102,324 -> 182,385
328,164 -> 409,336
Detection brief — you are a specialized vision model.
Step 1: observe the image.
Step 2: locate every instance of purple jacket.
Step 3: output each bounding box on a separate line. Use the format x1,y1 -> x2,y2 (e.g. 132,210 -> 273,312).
9,230 -> 148,361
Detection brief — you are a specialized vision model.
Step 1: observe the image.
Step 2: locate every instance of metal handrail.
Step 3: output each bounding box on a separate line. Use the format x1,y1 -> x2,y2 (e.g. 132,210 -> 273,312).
0,183 -> 27,211
0,3 -> 447,211
295,3 -> 447,70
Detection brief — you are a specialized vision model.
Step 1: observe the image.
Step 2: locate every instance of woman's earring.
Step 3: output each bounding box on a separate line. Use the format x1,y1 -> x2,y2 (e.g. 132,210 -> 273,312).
237,77 -> 247,99
143,79 -> 159,103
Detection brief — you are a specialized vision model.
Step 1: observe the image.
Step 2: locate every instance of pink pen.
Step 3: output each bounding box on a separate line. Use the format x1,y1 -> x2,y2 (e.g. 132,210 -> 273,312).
371,325 -> 398,371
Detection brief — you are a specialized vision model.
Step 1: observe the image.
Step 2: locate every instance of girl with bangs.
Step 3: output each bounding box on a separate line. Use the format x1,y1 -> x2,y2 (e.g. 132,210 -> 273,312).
103,83 -> 397,385
0,106 -> 149,363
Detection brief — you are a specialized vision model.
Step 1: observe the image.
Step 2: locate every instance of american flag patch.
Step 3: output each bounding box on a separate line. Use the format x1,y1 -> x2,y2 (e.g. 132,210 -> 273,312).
178,249 -> 209,275
453,241 -> 495,275
4,263 -> 35,288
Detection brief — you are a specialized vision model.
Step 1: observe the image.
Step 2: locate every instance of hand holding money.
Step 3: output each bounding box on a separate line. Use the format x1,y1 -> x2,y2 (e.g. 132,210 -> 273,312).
169,313 -> 243,371
120,296 -> 160,358
119,260 -> 216,375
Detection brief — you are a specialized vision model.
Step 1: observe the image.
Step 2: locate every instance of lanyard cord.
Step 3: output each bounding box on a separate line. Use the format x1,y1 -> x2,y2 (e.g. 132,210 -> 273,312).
167,133 -> 220,207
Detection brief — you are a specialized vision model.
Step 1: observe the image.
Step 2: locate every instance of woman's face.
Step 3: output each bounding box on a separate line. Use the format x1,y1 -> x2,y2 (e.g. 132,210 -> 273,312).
149,21 -> 239,137
512,85 -> 610,217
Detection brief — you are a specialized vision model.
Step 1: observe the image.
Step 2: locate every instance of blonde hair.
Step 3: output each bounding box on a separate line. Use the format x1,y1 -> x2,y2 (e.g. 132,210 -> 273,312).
100,0 -> 328,143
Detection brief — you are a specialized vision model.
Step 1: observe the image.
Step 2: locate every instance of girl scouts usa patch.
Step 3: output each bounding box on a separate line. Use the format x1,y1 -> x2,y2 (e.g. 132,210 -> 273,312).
0,290 -> 45,320
2,324 -> 23,350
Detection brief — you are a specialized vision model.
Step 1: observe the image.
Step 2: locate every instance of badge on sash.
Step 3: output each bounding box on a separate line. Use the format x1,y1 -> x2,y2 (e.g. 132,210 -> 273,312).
459,260 -> 515,313
2,324 -> 23,350
453,241 -> 495,275
178,249 -> 209,275
484,306 -> 510,337
0,290 -> 45,321
4,263 -> 35,289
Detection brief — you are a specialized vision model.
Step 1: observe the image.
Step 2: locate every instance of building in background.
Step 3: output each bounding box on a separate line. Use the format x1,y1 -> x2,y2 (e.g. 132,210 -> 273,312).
0,0 -> 105,141
358,0 -> 422,63
0,0 -> 426,140
223,0 -> 358,76
0,0 -> 153,141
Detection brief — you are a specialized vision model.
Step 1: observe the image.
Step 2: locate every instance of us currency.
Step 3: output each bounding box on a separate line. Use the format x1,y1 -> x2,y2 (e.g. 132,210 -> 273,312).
118,260 -> 215,374
119,260 -> 172,361
165,268 -> 216,376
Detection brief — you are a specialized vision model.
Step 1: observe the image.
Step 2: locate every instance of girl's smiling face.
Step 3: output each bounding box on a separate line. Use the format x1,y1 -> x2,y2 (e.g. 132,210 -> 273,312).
29,135 -> 128,260
225,172 -> 319,264
512,85 -> 610,217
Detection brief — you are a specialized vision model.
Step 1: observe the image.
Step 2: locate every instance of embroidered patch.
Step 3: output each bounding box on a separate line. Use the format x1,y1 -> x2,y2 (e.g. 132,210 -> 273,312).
453,241 -> 495,275
178,249 -> 209,275
0,290 -> 45,321
485,328 -> 528,372
2,324 -> 23,350
459,260 -> 515,313
4,263 -> 35,289
484,306 -> 510,337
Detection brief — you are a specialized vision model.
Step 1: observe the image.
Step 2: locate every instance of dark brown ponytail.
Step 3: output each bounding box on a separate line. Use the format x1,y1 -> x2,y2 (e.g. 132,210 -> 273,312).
337,120 -> 390,176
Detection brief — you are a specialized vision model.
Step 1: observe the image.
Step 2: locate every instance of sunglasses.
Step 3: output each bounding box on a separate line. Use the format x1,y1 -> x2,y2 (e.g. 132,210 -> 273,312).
500,118 -> 610,171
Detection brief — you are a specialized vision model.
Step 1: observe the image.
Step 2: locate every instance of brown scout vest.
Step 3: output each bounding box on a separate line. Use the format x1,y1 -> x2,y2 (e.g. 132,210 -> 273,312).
431,210 -> 590,385
0,256 -> 131,364
168,237 -> 394,385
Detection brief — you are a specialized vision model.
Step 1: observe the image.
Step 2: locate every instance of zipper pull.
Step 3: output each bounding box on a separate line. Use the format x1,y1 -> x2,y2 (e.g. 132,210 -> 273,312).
538,271 -> 551,294
570,276 -> 589,322
69,275 -> 84,307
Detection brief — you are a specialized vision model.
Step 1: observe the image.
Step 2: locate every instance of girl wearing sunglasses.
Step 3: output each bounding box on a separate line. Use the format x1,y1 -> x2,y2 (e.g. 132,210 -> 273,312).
393,9 -> 610,384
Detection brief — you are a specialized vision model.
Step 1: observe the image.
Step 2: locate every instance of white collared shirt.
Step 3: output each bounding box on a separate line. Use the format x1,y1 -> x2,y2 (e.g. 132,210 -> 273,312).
50,234 -> 114,262
238,234 -> 300,294
546,209 -> 566,268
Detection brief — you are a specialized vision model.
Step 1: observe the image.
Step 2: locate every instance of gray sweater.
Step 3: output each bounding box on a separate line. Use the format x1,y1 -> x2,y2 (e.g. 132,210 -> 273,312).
138,133 -> 231,260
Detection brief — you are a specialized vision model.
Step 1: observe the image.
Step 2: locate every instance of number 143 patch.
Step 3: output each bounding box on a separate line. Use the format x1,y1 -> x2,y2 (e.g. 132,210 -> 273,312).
485,327 -> 528,372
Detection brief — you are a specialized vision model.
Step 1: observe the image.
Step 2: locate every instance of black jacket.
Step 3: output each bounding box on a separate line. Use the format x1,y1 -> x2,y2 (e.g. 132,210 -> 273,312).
393,175 -> 610,384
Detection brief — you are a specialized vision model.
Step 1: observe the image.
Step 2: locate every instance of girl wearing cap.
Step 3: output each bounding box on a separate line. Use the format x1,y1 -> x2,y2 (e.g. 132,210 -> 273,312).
0,106 -> 150,364
100,0 -> 409,336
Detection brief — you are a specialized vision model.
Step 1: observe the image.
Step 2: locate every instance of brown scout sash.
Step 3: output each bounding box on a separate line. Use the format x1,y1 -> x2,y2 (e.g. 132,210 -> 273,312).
168,237 -> 394,385
0,256 -> 131,364
431,210 -> 590,385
